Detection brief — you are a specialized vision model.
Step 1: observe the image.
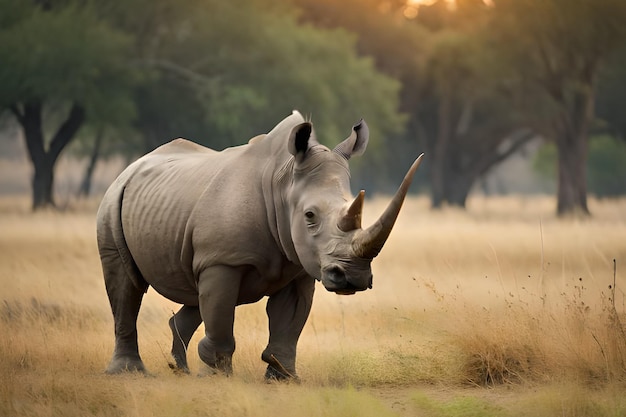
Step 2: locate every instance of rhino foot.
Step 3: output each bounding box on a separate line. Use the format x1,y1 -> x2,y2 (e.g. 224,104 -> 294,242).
197,362 -> 232,378
262,352 -> 299,382
168,362 -> 190,375
264,365 -> 300,383
209,354 -> 233,376
198,338 -> 234,375
169,351 -> 191,375
105,355 -> 146,374
197,354 -> 233,377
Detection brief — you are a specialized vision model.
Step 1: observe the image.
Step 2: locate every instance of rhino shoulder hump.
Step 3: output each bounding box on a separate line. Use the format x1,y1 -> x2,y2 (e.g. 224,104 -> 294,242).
151,138 -> 216,155
248,134 -> 266,145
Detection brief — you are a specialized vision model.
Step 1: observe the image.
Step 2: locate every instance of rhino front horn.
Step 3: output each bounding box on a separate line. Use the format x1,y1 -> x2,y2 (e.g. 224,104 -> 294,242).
353,154 -> 424,259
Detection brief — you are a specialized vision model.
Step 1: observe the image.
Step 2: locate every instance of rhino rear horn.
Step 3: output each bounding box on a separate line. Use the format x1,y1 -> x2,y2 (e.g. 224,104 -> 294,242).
338,190 -> 365,232
353,154 -> 424,259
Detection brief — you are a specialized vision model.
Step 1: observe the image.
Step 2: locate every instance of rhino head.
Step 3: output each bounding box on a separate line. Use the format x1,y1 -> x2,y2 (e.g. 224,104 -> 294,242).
286,120 -> 423,295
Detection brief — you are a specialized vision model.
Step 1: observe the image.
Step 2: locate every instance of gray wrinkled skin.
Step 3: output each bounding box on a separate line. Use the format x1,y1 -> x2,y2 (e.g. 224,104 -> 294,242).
97,111 -> 420,380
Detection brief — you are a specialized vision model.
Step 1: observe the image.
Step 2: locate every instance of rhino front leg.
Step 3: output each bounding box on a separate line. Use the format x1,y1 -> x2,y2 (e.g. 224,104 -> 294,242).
196,266 -> 242,376
262,275 -> 315,381
169,305 -> 202,373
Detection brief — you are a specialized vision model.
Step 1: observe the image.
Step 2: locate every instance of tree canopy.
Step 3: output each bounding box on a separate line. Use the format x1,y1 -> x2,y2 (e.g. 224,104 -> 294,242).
0,0 -> 404,208
2,0 -> 626,214
295,0 -> 626,213
0,0 -> 137,208
490,0 -> 626,215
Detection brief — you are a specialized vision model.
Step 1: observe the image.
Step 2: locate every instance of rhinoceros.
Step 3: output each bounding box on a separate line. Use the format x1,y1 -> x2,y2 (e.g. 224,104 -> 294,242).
97,111 -> 422,380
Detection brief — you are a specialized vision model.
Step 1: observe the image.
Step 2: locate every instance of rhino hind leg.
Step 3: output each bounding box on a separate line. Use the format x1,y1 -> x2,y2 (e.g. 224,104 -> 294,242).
101,250 -> 147,374
168,305 -> 202,373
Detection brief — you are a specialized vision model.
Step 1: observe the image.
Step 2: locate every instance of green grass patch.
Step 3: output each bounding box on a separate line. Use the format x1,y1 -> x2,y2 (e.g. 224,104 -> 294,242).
411,392 -> 503,417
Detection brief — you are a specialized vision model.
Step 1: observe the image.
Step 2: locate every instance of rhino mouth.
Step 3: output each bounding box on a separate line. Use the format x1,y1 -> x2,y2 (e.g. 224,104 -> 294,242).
334,285 -> 358,296
321,264 -> 371,295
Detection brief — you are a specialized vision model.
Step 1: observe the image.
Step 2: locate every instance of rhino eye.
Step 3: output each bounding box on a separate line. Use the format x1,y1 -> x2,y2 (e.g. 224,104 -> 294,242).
304,210 -> 321,233
304,210 -> 318,226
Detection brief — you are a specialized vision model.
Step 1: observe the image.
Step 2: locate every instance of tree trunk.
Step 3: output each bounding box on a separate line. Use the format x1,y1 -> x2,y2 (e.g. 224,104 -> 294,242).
78,129 -> 104,197
431,91 -> 452,209
445,174 -> 474,208
11,100 -> 86,210
554,86 -> 594,217
556,135 -> 589,216
32,157 -> 56,209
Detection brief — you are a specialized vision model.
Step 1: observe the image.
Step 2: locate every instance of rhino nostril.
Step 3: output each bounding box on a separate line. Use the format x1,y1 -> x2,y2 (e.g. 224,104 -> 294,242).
322,265 -> 346,285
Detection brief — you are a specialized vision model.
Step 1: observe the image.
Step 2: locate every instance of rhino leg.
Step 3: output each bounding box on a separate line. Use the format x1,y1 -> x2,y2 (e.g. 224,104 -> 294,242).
262,276 -> 315,381
196,266 -> 242,376
101,251 -> 146,374
168,305 -> 202,373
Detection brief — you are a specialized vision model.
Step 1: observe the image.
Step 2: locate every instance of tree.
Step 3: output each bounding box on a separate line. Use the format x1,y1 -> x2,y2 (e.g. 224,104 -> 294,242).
1,0 -> 405,207
492,0 -> 626,216
413,24 -> 535,208
292,0 -> 429,191
119,0 -> 406,173
293,0 -> 536,207
70,124 -> 139,198
533,135 -> 626,198
0,0 -> 136,209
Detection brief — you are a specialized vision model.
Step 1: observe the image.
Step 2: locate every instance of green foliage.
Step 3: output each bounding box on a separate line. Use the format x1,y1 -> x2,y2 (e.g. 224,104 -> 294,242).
490,0 -> 626,144
131,0 -> 405,151
492,0 -> 626,79
533,136 -> 626,197
0,0 -> 403,152
3,0 -> 626,203
0,1 -> 138,125
424,30 -> 482,97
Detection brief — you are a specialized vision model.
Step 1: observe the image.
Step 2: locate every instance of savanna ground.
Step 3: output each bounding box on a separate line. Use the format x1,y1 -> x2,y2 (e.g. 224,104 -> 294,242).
1,195 -> 625,417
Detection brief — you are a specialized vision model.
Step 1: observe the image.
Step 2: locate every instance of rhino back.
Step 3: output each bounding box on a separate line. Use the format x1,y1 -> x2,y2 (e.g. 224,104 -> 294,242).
119,140 -> 286,304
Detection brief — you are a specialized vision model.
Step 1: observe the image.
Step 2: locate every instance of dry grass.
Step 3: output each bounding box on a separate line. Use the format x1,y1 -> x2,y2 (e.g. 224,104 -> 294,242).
1,194 -> 625,416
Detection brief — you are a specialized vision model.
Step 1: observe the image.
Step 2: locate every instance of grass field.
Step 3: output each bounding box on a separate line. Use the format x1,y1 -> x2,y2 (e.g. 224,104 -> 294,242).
1,195 -> 625,417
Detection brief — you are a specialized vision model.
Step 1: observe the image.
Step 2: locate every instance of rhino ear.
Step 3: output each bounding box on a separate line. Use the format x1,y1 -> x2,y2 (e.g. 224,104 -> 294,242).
333,119 -> 369,160
288,122 -> 316,161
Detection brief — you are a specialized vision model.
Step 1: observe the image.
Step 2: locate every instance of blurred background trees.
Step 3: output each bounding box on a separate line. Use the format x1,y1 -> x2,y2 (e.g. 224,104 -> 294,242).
0,0 -> 402,208
0,0 -> 136,209
1,0 -> 625,214
491,0 -> 626,215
